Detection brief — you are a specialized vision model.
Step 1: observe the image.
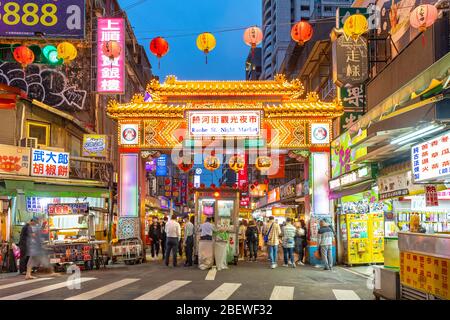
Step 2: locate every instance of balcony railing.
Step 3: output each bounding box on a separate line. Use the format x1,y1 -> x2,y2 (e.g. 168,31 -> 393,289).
69,156 -> 113,185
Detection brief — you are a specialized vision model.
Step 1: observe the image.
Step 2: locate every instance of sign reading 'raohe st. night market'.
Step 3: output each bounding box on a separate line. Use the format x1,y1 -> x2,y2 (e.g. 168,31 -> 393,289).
188,111 -> 261,137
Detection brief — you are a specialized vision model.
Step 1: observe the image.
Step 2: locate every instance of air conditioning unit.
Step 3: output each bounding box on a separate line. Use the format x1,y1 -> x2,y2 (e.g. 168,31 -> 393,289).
19,137 -> 38,148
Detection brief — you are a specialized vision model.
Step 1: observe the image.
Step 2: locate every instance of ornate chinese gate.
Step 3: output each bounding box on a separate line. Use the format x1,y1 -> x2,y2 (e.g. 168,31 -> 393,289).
107,74 -> 343,244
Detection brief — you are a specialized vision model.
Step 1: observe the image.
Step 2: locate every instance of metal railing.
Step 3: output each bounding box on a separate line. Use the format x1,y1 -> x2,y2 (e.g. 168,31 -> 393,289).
69,156 -> 113,185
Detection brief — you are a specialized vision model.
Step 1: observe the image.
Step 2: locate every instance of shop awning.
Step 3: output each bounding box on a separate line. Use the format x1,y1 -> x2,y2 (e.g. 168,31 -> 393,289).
351,127 -> 412,149
329,180 -> 374,200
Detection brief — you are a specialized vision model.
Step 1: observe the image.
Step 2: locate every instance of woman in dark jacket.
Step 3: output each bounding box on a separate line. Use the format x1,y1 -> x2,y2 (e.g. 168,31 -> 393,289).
245,220 -> 259,262
295,220 -> 307,265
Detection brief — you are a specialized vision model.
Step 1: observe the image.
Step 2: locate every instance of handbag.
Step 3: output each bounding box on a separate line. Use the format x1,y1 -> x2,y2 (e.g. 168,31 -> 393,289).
263,224 -> 273,243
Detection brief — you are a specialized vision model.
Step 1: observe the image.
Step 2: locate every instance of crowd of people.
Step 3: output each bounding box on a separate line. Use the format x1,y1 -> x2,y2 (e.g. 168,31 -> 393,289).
148,214 -> 335,271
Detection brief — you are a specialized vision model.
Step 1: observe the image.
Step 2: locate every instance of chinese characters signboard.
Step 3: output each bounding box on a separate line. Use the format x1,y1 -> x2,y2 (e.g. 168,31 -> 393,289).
333,36 -> 368,87
156,154 -> 168,177
377,171 -> 422,200
48,203 -> 89,215
0,0 -> 85,39
188,111 -> 261,137
425,185 -> 438,207
412,131 -> 450,183
97,18 -> 125,94
0,144 -> 30,176
341,84 -> 366,111
82,134 -> 107,157
31,149 -> 69,178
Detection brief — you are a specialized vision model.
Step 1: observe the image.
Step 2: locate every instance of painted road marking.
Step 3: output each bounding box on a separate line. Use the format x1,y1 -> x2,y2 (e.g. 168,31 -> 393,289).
0,278 -> 96,300
65,278 -> 139,300
135,280 -> 191,300
0,278 -> 52,290
270,286 -> 294,300
337,267 -> 372,279
205,267 -> 217,281
332,289 -> 361,300
204,283 -> 241,300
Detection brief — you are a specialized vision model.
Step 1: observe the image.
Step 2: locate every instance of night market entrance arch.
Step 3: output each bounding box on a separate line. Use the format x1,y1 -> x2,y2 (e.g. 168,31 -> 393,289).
107,74 -> 343,260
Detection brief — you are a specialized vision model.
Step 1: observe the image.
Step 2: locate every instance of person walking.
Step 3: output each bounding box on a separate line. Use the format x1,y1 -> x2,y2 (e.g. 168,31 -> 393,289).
164,215 -> 181,267
318,219 -> 335,271
160,216 -> 168,259
18,218 -> 35,274
295,219 -> 307,266
178,218 -> 184,258
148,218 -> 162,260
184,216 -> 195,267
245,220 -> 259,262
265,216 -> 281,269
238,221 -> 246,260
281,218 -> 296,268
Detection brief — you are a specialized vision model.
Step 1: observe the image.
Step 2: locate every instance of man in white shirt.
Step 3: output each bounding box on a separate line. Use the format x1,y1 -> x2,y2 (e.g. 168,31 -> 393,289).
199,217 -> 214,240
164,215 -> 181,267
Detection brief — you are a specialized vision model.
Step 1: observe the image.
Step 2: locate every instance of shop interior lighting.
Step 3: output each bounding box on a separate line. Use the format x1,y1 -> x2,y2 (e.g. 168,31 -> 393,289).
390,124 -> 446,145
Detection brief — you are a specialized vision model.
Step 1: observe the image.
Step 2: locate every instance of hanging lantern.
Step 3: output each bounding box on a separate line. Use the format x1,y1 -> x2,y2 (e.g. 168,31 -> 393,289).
228,155 -> 245,172
263,178 -> 269,185
410,4 -> 438,33
343,14 -> 368,40
200,183 -> 206,188
291,21 -> 314,46
13,46 -> 35,68
254,181 -> 259,187
102,40 -> 121,61
150,37 -> 169,69
233,183 -> 238,189
204,155 -> 220,171
196,32 -> 216,64
210,183 -> 216,189
255,156 -> 272,171
57,42 -> 77,63
178,158 -> 193,172
188,182 -> 194,189
164,178 -> 171,185
42,45 -> 63,66
243,26 -> 263,58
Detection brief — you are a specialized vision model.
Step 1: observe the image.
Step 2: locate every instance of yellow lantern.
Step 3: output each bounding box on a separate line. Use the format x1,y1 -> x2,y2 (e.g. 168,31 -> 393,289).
204,155 -> 220,171
196,32 -> 216,64
229,155 -> 245,172
255,156 -> 272,171
57,42 -> 78,63
343,14 -> 368,40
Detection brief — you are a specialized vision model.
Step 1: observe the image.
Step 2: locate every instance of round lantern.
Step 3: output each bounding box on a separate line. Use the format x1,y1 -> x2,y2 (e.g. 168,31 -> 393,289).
178,158 -> 193,172
196,32 -> 216,64
164,178 -> 171,185
102,40 -> 121,61
188,182 -> 194,189
263,178 -> 269,185
291,21 -> 314,46
204,155 -> 220,171
228,155 -> 245,172
410,4 -> 438,33
244,26 -> 263,58
210,183 -> 216,189
255,156 -> 272,171
200,183 -> 206,188
343,14 -> 368,40
42,45 -> 63,66
150,37 -> 169,69
57,42 -> 77,63
13,46 -> 35,68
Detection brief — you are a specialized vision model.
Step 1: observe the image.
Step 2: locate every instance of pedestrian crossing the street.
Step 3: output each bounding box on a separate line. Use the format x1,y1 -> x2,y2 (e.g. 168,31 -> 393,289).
0,276 -> 364,300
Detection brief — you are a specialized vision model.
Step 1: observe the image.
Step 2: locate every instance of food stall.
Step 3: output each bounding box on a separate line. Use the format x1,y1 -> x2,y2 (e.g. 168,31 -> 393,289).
194,189 -> 239,267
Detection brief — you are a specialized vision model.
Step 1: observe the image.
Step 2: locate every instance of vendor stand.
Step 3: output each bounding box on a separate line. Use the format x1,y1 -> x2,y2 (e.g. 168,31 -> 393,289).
194,188 -> 239,268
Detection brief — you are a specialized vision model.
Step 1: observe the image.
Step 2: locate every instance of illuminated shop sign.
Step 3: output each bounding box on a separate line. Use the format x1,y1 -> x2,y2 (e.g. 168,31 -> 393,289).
31,149 -> 69,178
188,110 -> 261,137
329,165 -> 372,191
412,131 -> 450,183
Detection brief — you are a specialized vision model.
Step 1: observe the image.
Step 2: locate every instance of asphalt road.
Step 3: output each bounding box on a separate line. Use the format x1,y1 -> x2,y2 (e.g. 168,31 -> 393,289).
0,256 -> 375,300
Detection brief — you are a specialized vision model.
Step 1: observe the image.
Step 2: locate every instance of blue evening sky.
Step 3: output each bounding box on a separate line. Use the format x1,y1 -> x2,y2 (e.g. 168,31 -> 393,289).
119,0 -> 262,80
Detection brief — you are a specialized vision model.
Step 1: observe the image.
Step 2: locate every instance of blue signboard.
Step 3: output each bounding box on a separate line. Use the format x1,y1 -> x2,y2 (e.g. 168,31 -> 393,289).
156,154 -> 168,176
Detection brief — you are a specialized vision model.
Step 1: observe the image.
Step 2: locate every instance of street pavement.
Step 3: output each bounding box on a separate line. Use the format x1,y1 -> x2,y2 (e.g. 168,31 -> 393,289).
0,255 -> 375,300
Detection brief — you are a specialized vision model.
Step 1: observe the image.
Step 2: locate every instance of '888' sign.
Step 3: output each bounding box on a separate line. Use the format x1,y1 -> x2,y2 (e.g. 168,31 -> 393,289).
0,0 -> 85,39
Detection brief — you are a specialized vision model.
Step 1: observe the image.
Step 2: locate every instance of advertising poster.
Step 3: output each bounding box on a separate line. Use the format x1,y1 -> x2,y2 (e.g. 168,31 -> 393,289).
0,0 -> 85,39
0,144 -> 30,175
82,134 -> 107,157
331,130 -> 367,179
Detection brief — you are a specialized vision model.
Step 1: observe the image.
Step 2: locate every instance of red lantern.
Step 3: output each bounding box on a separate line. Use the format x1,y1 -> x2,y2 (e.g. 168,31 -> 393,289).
254,181 -> 259,186
200,183 -> 206,188
210,184 -> 216,189
178,159 -> 193,172
291,21 -> 313,46
164,178 -> 171,185
13,46 -> 35,68
243,26 -> 263,58
188,182 -> 194,189
102,40 -> 121,61
233,183 -> 238,189
150,37 -> 169,69
264,178 -> 269,185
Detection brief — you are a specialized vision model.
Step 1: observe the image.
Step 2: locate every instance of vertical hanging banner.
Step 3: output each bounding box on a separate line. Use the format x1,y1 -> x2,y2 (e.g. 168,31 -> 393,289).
119,153 -> 138,217
97,18 -> 125,94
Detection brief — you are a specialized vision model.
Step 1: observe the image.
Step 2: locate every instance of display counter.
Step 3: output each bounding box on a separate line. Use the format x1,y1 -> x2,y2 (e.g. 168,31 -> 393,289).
398,232 -> 450,300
